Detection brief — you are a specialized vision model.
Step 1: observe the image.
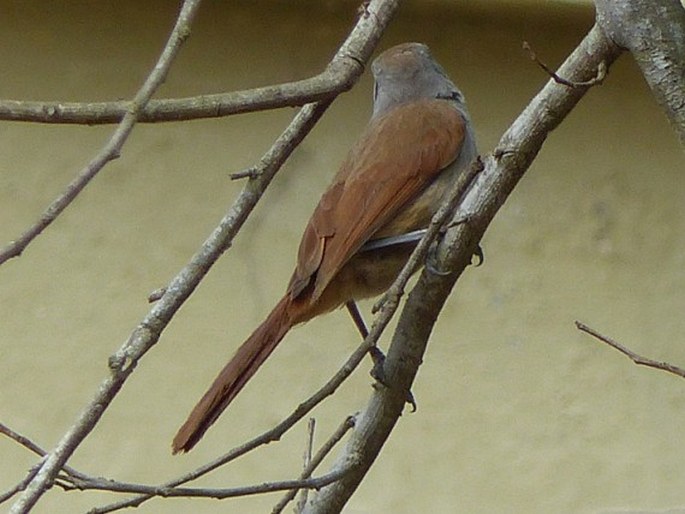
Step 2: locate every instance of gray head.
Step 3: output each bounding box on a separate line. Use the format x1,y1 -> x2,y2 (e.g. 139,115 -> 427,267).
371,42 -> 466,117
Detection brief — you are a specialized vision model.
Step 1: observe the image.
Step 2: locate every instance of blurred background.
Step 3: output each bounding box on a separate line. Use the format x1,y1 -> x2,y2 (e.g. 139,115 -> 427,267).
1,1 -> 684,512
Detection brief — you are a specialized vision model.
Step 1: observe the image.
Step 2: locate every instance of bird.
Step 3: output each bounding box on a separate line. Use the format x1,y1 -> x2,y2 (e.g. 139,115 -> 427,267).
172,42 -> 478,453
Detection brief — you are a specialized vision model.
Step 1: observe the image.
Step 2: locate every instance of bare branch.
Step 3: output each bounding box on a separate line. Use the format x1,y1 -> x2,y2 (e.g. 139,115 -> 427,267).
523,41 -> 607,87
0,1 -> 200,266
0,423 -> 50,461
0,463 -> 42,505
0,417 -> 345,504
575,321 -> 685,378
296,419 -> 317,512
24,416 -> 351,512
303,23 -> 624,514
65,467 -> 353,499
0,60 -> 358,125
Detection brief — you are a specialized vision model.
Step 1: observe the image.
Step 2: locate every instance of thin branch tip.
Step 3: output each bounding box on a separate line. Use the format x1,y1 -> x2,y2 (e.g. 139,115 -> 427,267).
148,287 -> 166,303
523,41 -> 607,88
230,166 -> 260,180
576,320 -> 685,379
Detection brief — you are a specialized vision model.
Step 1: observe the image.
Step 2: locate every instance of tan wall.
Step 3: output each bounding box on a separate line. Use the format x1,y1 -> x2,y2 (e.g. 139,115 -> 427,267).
1,2 -> 684,513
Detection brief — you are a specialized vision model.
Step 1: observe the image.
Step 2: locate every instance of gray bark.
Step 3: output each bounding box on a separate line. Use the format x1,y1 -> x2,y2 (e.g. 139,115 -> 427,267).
596,0 -> 685,146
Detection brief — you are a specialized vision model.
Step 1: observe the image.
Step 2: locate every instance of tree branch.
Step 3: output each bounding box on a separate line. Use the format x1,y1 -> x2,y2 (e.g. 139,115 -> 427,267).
65,468 -> 353,499
0,418 -> 349,506
303,22 -> 624,513
0,423 -> 90,489
0,62 -> 357,125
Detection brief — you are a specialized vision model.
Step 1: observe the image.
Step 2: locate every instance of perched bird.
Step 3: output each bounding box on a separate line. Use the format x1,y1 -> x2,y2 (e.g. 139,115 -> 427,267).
172,42 -> 477,453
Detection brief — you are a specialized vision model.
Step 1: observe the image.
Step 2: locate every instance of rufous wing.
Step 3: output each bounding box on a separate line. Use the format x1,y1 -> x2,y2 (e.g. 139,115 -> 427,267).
288,98 -> 466,303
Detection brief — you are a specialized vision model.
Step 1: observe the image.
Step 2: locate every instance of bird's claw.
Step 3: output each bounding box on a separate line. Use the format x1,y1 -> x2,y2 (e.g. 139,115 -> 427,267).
472,244 -> 484,266
368,346 -> 417,412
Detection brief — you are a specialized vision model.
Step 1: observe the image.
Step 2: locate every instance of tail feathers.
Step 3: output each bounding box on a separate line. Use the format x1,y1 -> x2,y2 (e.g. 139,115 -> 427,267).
172,294 -> 295,453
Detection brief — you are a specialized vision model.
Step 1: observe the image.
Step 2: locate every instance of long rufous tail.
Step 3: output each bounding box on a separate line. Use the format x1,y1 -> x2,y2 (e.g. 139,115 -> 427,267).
172,294 -> 295,453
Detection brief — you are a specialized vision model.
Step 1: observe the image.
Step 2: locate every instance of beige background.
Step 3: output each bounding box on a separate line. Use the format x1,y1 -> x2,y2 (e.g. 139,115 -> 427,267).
1,1 -> 684,513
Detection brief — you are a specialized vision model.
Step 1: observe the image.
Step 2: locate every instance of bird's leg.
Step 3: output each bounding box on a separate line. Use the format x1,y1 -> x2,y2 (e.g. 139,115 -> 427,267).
345,300 -> 417,411
345,301 -> 386,379
345,300 -> 369,339
345,300 -> 387,382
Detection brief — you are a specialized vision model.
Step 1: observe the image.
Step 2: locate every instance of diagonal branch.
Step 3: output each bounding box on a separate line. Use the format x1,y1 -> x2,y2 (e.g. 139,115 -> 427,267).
303,22 -> 624,514
0,422 -> 90,489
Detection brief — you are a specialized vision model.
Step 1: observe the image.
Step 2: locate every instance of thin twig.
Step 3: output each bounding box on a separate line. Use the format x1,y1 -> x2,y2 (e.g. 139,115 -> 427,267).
0,462 -> 43,505
0,423 -> 89,483
0,2 -> 200,266
296,419 -> 317,512
576,321 -> 685,379
68,467 -> 352,499
272,416 -> 356,514
0,423 -> 50,460
0,417 -> 347,507
523,41 -> 607,88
